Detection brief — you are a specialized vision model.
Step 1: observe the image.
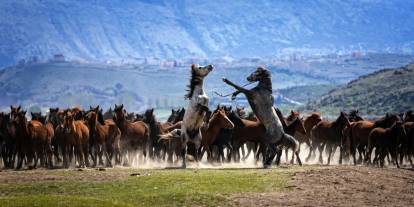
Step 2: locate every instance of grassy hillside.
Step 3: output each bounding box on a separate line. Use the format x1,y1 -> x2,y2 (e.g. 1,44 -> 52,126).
301,63 -> 414,115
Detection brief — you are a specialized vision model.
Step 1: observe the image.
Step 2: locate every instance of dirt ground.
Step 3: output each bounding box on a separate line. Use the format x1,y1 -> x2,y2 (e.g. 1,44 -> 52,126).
230,165 -> 414,207
1,165 -> 413,206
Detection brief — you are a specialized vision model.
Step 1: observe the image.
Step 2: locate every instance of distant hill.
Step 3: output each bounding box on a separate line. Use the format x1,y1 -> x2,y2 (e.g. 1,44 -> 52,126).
2,1 -> 414,67
301,63 -> 414,115
0,61 -> 334,111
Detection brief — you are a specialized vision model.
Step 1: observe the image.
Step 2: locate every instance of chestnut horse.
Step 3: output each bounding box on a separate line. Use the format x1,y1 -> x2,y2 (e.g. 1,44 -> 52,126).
303,112 -> 322,160
27,113 -> 54,168
347,113 -> 400,165
200,108 -> 234,162
86,106 -> 121,167
62,111 -> 90,168
113,104 -> 149,166
308,112 -> 349,165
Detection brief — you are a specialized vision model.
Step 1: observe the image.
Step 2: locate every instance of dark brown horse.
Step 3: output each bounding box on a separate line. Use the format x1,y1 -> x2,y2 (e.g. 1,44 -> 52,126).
113,104 -> 149,166
12,111 -> 31,169
275,108 -> 306,164
0,112 -> 14,168
307,112 -> 349,165
143,108 -> 172,160
367,121 -> 406,168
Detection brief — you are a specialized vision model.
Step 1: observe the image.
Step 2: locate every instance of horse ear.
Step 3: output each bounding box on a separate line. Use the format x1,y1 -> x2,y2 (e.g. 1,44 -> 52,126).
18,105 -> 21,111
120,104 -> 124,109
191,64 -> 197,71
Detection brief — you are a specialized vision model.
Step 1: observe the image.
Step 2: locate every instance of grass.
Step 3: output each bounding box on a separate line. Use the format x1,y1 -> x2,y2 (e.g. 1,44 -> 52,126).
0,168 -> 294,207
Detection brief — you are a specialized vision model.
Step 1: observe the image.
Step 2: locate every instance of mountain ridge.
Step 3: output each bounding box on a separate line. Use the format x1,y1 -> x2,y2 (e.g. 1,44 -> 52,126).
1,0 -> 414,68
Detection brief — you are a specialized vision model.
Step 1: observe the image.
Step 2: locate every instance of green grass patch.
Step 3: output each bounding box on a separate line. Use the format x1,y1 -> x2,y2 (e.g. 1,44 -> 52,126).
0,168 -> 294,207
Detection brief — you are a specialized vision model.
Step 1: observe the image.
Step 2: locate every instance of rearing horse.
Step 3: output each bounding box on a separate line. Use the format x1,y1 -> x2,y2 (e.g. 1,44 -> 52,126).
223,67 -> 298,167
180,64 -> 213,168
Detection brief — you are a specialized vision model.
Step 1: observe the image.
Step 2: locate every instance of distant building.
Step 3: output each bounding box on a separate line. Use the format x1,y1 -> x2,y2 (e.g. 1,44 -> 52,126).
53,54 -> 65,62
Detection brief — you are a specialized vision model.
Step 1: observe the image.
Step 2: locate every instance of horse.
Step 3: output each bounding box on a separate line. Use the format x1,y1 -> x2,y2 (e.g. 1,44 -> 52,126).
274,108 -> 305,164
46,108 -> 66,164
85,106 -> 121,167
180,64 -> 213,168
27,114 -> 54,168
223,67 -> 299,167
347,113 -> 400,165
143,108 -> 172,160
199,108 -> 234,162
367,121 -> 406,168
403,111 -> 414,122
113,104 -> 149,166
303,113 -> 322,156
308,112 -> 349,165
286,110 -> 300,124
12,111 -> 33,169
62,111 -> 90,168
0,112 -> 14,168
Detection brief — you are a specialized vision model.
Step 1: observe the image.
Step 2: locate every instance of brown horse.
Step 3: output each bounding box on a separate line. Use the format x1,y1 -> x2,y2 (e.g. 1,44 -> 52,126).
113,104 -> 149,166
275,108 -> 307,164
307,112 -> 349,165
303,112 -> 322,161
367,121 -> 406,168
347,113 -> 400,165
86,106 -> 121,167
12,111 -> 31,169
143,108 -> 173,160
62,111 -> 90,168
286,110 -> 300,124
27,117 -> 54,168
200,108 -> 234,162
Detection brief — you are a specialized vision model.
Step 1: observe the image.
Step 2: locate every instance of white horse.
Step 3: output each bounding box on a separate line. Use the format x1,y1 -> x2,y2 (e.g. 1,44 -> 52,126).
180,64 -> 213,168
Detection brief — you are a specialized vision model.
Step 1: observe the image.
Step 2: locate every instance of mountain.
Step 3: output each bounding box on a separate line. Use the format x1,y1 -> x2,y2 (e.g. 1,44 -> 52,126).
1,0 -> 414,68
301,63 -> 414,115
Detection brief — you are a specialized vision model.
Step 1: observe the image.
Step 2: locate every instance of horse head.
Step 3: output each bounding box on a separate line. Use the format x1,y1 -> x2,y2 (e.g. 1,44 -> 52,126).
209,109 -> 234,130
185,64 -> 214,99
191,64 -> 213,78
348,110 -> 363,122
143,108 -> 156,124
63,112 -> 75,134
246,67 -> 270,82
228,111 -> 245,128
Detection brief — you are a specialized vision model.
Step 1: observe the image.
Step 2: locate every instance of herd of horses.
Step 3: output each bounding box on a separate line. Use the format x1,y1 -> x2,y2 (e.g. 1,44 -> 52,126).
0,104 -> 413,170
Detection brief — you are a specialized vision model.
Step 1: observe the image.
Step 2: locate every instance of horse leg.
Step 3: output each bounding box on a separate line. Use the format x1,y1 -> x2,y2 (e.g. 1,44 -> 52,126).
326,145 -> 333,165
180,135 -> 187,168
264,144 -> 277,168
295,150 -> 303,166
275,148 -> 282,166
305,144 -> 313,162
284,148 -> 289,164
103,144 -> 112,168
318,144 -> 324,164
338,145 -> 343,165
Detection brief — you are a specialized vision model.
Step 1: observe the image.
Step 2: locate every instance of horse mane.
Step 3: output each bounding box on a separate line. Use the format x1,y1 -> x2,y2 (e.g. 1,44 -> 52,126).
184,67 -> 203,99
